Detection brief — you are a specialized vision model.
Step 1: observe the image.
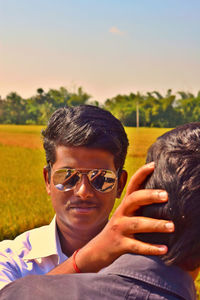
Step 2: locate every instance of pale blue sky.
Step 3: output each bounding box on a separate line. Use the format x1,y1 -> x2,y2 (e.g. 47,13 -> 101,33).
1,0 -> 200,102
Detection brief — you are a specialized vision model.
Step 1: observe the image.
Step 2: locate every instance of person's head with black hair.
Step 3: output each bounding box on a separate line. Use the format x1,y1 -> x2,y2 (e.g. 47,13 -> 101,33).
42,105 -> 128,247
137,122 -> 200,272
42,105 -> 129,178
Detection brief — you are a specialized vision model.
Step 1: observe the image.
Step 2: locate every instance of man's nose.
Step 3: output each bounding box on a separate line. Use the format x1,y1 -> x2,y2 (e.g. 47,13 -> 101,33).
74,174 -> 94,199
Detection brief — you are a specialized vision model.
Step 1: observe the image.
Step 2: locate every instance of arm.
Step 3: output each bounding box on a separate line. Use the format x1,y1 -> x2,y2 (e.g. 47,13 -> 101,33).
48,162 -> 174,274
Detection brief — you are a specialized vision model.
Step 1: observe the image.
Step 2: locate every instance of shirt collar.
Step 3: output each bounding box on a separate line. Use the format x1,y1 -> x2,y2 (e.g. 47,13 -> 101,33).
24,216 -> 67,264
100,254 -> 196,300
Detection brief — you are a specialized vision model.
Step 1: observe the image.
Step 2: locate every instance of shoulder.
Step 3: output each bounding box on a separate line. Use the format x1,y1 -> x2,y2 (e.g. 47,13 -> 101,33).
0,225 -> 48,260
100,254 -> 196,300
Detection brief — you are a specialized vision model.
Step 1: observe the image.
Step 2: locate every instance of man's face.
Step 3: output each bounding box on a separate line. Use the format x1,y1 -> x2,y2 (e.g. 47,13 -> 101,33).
44,145 -> 126,236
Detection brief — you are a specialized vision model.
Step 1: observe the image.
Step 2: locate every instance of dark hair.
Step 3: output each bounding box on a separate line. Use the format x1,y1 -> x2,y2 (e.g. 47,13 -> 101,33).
42,105 -> 128,176
136,122 -> 200,271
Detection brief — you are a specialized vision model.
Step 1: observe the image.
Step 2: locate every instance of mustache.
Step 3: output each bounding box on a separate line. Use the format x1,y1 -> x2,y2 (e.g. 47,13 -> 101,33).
66,200 -> 98,208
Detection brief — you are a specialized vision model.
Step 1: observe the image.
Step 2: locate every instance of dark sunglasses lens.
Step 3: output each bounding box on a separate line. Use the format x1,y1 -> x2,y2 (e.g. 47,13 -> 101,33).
53,169 -> 80,191
88,170 -> 116,192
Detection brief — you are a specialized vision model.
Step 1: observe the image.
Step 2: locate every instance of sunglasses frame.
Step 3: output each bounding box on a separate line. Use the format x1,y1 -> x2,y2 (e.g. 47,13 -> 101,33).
51,167 -> 118,193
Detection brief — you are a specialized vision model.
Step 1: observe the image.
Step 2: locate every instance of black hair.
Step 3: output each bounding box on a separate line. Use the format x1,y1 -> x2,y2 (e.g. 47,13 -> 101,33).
42,105 -> 128,177
136,122 -> 200,271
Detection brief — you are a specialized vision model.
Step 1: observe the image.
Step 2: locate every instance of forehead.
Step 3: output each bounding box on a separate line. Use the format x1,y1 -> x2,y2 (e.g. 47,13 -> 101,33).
53,145 -> 116,171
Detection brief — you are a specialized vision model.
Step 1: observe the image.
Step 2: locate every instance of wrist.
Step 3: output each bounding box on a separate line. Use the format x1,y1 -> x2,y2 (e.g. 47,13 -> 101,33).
72,249 -> 81,273
75,241 -> 114,273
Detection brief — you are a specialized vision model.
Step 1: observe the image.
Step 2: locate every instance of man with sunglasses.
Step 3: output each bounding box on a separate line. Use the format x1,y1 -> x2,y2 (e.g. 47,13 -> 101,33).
0,105 -> 173,288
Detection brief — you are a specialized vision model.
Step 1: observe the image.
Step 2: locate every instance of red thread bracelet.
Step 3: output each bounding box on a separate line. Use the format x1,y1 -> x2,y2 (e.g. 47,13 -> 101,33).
72,249 -> 81,273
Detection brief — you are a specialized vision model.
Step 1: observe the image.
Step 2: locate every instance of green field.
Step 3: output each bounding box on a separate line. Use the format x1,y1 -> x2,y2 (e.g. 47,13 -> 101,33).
0,125 -> 52,240
0,125 -> 200,295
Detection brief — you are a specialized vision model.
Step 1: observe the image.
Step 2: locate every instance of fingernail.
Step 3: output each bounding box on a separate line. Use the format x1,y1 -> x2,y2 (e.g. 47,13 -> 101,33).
165,222 -> 174,231
147,162 -> 155,168
157,245 -> 168,253
158,191 -> 168,201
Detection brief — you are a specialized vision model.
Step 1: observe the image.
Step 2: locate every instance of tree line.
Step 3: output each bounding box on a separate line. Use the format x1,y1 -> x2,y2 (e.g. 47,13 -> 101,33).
0,87 -> 200,127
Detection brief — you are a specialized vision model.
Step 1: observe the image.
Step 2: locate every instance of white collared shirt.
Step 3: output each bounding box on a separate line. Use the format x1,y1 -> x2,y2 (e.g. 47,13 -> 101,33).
0,216 -> 67,289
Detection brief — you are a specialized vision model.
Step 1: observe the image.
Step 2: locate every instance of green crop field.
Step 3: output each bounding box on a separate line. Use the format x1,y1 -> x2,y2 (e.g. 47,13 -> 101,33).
0,125 -> 200,295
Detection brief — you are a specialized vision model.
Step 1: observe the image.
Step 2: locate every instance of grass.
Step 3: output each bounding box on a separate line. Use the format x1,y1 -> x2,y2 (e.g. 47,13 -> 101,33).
0,144 -> 54,240
0,124 -> 199,297
0,125 -> 54,240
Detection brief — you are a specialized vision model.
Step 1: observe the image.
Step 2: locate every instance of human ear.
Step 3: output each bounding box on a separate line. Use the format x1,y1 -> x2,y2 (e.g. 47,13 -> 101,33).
116,170 -> 127,198
43,167 -> 51,195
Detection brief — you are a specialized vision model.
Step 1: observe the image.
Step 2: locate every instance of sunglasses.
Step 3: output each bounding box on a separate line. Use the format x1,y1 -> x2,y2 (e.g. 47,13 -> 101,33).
52,168 -> 118,193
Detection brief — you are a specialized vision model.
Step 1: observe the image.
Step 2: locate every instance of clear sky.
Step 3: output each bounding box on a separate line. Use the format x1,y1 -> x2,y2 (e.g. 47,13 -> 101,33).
1,0 -> 200,102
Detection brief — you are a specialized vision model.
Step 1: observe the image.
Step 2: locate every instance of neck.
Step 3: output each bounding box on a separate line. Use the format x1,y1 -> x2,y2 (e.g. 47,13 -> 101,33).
56,218 -> 107,257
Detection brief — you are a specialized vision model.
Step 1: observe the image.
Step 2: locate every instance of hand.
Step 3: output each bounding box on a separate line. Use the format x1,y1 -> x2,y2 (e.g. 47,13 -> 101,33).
75,162 -> 174,272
